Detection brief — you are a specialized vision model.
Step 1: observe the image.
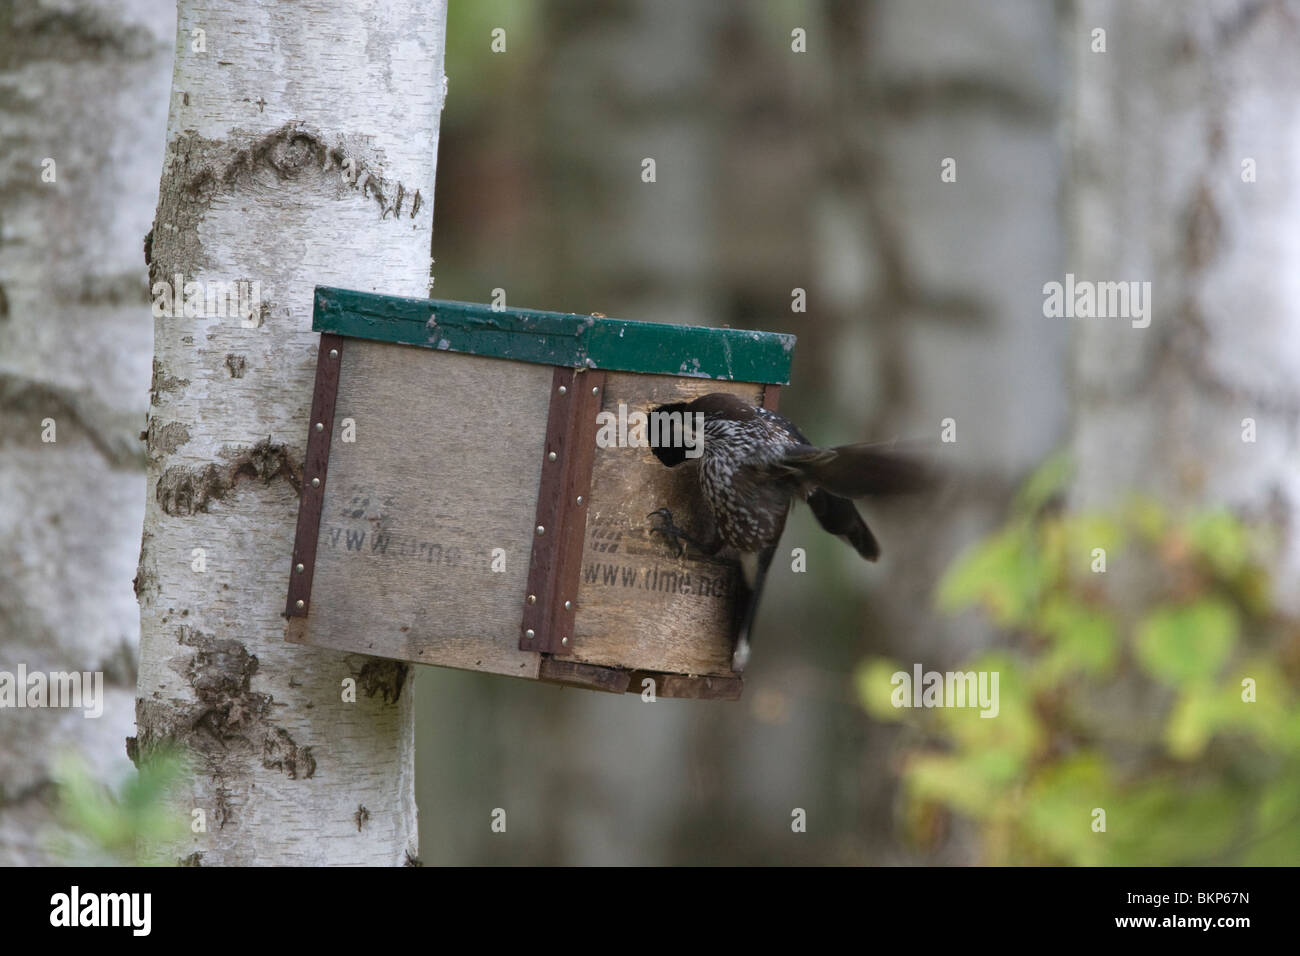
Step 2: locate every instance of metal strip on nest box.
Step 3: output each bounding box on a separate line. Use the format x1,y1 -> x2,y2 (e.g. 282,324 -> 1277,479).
285,333 -> 344,617
520,367 -> 606,654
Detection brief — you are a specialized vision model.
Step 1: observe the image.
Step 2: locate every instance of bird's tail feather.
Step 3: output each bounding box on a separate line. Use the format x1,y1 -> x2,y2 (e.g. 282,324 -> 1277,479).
806,488 -> 879,561
731,542 -> 779,674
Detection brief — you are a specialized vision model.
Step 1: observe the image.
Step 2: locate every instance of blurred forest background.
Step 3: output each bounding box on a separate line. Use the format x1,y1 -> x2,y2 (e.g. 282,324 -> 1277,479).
3,0 -> 1299,864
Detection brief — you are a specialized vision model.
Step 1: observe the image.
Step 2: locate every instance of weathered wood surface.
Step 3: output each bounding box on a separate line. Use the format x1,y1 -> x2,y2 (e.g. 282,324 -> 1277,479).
538,657 -> 630,694
287,339 -> 547,679
288,348 -> 774,692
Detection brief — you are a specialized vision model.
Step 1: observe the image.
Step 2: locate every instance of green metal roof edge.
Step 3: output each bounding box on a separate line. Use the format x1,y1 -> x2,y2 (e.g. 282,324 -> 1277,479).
312,286 -> 795,385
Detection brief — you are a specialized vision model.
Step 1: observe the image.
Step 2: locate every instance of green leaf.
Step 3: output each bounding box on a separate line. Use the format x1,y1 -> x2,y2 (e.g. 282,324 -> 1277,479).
1023,753 -> 1112,865
1013,450 -> 1073,514
1134,599 -> 1239,686
1034,596 -> 1118,684
855,658 -> 909,722
1164,683 -> 1220,759
1186,510 -> 1251,579
1060,513 -> 1124,571
906,752 -> 1013,818
936,523 -> 1043,626
1125,494 -> 1168,544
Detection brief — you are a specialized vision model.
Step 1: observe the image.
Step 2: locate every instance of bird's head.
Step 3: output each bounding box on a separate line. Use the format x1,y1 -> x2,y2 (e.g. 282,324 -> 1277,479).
648,393 -> 754,467
649,400 -> 691,467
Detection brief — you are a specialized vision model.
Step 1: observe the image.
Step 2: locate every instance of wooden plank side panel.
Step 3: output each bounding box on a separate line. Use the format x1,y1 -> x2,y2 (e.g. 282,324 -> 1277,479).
289,340 -> 546,679
538,657 -> 630,694
643,672 -> 744,701
571,372 -> 763,677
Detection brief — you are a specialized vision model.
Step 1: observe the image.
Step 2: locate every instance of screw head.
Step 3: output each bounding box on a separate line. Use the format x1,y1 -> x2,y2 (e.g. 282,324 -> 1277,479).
311,477 -> 321,487
527,594 -> 536,605
295,599 -> 305,609
524,629 -> 535,640
576,495 -> 584,505
535,525 -> 545,535
561,636 -> 569,646
547,451 -> 557,462
592,386 -> 598,395
295,563 -> 304,573
329,348 -> 338,359
315,422 -> 324,432
558,385 -> 567,395
564,600 -> 573,611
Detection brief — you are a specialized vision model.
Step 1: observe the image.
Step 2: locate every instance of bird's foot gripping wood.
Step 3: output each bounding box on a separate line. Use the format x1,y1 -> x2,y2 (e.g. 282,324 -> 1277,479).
646,507 -> 698,558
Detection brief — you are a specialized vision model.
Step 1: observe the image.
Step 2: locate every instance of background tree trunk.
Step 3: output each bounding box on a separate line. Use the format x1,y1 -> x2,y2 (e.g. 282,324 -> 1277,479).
132,0 -> 447,865
418,0 -> 1068,865
0,0 -> 174,865
790,0 -> 1067,862
1068,1 -> 1300,586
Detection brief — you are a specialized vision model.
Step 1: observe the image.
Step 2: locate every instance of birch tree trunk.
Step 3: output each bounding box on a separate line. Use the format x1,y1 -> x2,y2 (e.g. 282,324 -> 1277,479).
1069,1 -> 1300,592
0,0 -> 173,865
133,0 -> 447,865
806,0 -> 1066,862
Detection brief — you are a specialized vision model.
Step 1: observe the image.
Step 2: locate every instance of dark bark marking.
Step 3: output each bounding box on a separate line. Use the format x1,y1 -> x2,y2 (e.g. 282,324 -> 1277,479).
356,658 -> 409,705
146,419 -> 191,456
155,436 -> 303,515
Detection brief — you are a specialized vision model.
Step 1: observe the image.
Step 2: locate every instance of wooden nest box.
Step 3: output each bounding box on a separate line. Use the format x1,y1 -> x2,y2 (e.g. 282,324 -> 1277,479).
285,287 -> 796,700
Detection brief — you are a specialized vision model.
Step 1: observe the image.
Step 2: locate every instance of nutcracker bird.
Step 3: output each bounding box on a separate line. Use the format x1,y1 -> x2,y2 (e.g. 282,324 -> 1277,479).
647,393 -> 933,673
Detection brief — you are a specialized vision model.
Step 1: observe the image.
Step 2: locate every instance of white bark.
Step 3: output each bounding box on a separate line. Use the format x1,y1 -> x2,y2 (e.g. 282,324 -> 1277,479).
134,0 -> 446,864
0,0 -> 173,865
1069,0 -> 1300,600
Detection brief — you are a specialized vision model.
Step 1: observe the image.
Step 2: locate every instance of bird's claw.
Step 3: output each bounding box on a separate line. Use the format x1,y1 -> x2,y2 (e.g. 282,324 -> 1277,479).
647,508 -> 688,558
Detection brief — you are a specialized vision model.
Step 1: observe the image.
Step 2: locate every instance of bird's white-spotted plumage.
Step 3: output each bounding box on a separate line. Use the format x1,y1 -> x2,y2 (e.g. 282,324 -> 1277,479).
697,408 -> 799,553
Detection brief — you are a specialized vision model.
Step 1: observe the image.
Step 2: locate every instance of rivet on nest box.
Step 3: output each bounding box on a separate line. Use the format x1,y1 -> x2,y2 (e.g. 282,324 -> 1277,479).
296,563 -> 304,573
311,477 -> 321,487
535,525 -> 545,535
558,385 -> 567,395
524,629 -> 535,640
548,452 -> 557,462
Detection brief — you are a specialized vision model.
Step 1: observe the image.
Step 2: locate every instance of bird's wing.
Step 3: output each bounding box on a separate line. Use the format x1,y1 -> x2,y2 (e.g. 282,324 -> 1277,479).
778,442 -> 935,499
